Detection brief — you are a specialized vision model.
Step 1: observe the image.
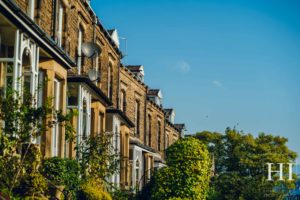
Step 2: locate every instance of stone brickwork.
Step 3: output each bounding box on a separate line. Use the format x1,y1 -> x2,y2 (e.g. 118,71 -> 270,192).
146,100 -> 165,154
5,0 -> 184,184
13,0 -> 121,107
165,122 -> 180,148
120,65 -> 147,142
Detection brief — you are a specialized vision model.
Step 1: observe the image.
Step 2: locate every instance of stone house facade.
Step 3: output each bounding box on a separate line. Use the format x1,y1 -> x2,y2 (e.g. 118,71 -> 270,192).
0,0 -> 184,190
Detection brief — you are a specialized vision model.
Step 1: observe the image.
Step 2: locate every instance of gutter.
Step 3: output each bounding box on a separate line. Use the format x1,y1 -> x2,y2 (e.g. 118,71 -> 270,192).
67,75 -> 112,106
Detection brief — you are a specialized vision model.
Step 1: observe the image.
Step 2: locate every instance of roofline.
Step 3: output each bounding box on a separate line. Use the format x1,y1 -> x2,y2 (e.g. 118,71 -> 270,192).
146,97 -> 166,115
120,64 -> 148,89
165,120 -> 181,133
67,75 -> 112,106
106,108 -> 135,128
78,0 -> 122,57
0,0 -> 76,69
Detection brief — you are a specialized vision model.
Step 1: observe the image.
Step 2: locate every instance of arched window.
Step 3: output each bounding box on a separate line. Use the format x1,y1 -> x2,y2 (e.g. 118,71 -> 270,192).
120,90 -> 126,112
157,121 -> 161,151
107,63 -> 113,100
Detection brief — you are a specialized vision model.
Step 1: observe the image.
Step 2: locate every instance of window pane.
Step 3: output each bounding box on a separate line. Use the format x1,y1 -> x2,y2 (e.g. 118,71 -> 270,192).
67,84 -> 78,106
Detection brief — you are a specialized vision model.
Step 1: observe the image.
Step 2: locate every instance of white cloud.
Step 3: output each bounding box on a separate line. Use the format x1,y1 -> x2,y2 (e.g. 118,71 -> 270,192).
175,60 -> 191,73
212,80 -> 223,87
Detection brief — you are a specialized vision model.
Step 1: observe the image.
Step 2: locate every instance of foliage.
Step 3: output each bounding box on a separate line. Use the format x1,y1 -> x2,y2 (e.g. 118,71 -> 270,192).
41,157 -> 66,186
0,154 -> 21,190
78,178 -> 112,200
150,137 -> 211,200
64,158 -> 81,198
196,127 -> 298,200
78,132 -> 119,182
40,157 -> 81,199
14,172 -> 48,197
0,87 -> 75,197
12,144 -> 47,198
111,187 -> 136,200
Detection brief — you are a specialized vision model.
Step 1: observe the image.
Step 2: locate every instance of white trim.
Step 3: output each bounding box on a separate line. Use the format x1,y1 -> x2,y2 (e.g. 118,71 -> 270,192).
0,58 -> 14,62
77,27 -> 83,75
28,0 -> 35,20
52,78 -> 61,157
57,2 -> 64,47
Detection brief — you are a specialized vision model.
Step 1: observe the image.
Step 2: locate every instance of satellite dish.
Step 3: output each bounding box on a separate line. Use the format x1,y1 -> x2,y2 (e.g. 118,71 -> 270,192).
82,42 -> 102,59
88,69 -> 100,82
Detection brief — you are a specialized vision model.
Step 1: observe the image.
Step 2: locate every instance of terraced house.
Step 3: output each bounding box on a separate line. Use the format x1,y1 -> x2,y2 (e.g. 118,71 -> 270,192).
0,0 -> 185,190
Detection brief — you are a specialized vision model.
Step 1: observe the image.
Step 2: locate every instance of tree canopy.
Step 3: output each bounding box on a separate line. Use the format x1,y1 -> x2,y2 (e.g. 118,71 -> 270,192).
196,128 -> 297,200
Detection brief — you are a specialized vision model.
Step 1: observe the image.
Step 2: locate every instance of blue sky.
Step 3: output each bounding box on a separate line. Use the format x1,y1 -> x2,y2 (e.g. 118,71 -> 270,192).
91,0 -> 300,155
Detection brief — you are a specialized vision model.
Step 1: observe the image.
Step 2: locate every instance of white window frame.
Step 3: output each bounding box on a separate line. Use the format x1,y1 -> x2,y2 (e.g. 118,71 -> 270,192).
28,0 -> 35,20
52,78 -> 61,156
77,85 -> 91,157
57,1 -> 64,47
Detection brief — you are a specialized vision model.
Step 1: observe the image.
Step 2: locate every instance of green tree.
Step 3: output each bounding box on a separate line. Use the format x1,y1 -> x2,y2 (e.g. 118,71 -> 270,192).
196,128 -> 297,200
150,137 -> 211,200
0,88 -> 75,198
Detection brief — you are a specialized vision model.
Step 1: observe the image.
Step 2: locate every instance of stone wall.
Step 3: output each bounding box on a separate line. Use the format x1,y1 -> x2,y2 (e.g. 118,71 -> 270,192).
120,66 -> 147,142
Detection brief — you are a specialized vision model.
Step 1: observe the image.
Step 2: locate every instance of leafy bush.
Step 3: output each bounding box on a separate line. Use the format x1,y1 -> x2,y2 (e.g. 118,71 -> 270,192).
64,158 -> 81,198
111,188 -> 135,200
150,137 -> 211,200
14,172 -> 48,197
78,178 -> 112,200
78,133 -> 119,181
41,157 -> 66,186
40,157 -> 81,199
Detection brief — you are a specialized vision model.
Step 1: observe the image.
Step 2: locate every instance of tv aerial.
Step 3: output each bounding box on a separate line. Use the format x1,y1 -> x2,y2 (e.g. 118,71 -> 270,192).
81,42 -> 102,59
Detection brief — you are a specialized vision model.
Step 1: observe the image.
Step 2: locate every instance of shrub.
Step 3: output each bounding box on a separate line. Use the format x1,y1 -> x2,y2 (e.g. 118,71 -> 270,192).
14,172 -> 48,197
64,158 -> 81,198
41,157 -> 66,186
78,178 -> 112,200
151,138 -> 211,200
